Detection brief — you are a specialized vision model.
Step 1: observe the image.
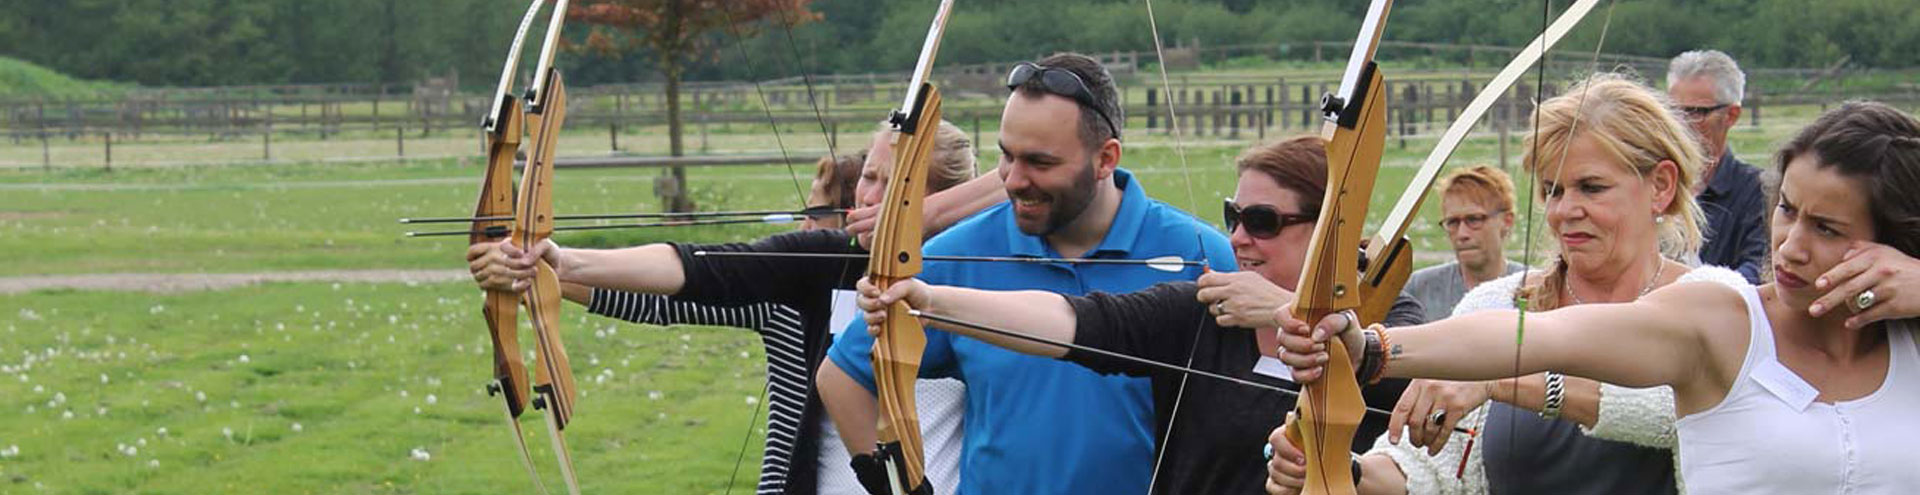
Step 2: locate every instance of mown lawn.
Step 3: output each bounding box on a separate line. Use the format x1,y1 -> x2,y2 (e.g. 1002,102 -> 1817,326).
0,281 -> 770,494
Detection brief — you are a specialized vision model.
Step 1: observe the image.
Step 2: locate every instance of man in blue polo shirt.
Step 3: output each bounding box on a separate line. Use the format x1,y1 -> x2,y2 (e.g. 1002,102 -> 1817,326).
816,53 -> 1234,495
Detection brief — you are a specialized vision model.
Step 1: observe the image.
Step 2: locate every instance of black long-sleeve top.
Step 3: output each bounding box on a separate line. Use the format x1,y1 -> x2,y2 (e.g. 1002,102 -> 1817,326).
664,229 -> 867,495
1062,281 -> 1425,495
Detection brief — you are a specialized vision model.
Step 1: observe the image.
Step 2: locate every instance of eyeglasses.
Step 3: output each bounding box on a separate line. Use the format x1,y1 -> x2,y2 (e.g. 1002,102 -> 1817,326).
1438,209 -> 1506,231
1006,63 -> 1121,141
1678,103 -> 1730,121
1223,198 -> 1316,239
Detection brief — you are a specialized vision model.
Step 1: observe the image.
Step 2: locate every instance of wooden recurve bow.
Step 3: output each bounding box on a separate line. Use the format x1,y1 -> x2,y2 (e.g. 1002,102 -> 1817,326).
476,1 -> 556,493
866,1 -> 954,493
511,0 -> 580,493
1280,1 -> 1392,494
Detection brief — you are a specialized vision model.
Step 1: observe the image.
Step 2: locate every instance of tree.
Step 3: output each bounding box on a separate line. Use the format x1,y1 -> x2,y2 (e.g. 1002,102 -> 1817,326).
571,0 -> 820,212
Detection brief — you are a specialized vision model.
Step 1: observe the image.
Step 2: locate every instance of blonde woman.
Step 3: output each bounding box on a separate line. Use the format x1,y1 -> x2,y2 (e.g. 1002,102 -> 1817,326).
1273,100 -> 1920,495
1265,74 -> 1746,495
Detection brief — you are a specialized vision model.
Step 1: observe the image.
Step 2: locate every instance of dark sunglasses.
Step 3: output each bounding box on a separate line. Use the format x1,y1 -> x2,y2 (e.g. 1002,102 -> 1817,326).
1223,198 -> 1316,239
1678,103 -> 1730,120
1006,63 -> 1121,141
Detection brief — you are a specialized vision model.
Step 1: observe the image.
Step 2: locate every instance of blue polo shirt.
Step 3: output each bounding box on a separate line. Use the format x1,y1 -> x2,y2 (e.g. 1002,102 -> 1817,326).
828,168 -> 1236,495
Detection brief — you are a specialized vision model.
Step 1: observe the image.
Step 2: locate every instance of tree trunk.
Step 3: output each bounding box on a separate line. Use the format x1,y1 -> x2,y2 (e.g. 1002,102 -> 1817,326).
660,0 -> 694,213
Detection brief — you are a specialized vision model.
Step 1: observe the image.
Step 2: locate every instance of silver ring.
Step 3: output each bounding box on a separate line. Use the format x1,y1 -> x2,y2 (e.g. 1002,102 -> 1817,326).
1857,289 -> 1879,311
1213,302 -> 1227,315
1428,410 -> 1447,425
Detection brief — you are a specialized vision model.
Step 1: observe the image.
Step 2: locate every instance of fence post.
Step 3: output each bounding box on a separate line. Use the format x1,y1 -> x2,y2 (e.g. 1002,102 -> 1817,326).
1300,85 -> 1314,129
41,130 -> 51,171
1210,89 -> 1222,137
396,125 -> 405,157
610,123 -> 619,152
1228,88 -> 1242,139
972,115 -> 983,167
104,131 -> 112,171
1146,88 -> 1158,131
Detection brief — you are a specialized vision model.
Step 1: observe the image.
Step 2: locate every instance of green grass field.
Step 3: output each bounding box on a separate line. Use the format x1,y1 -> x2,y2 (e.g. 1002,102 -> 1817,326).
0,83 -> 1823,493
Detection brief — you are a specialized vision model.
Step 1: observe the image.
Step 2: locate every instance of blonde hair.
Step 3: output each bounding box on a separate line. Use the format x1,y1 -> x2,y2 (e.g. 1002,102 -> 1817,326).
1517,73 -> 1707,310
872,120 -> 977,193
1437,165 -> 1517,214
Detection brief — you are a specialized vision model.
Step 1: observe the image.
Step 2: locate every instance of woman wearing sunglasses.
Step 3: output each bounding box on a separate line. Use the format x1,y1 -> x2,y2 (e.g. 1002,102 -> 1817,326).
1271,100 -> 1920,495
850,134 -> 1429,494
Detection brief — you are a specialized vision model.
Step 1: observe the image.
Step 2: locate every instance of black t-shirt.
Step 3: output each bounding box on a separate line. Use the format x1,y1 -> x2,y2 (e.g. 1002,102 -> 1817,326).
671,229 -> 866,495
1063,281 -> 1424,495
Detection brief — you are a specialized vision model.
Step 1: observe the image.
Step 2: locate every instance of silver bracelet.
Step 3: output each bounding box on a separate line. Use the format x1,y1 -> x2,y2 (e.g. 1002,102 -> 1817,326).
1540,372 -> 1566,420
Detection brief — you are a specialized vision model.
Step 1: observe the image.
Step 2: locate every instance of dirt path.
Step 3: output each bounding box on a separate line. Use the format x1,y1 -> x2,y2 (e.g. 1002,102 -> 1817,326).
0,269 -> 469,294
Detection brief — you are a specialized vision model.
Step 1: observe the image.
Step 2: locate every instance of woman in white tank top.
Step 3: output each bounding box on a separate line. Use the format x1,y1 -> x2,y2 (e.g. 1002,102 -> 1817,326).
1268,101 -> 1920,494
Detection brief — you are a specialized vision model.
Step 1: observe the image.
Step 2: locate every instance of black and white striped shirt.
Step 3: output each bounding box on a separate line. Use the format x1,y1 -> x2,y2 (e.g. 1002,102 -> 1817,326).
587,288 -> 809,495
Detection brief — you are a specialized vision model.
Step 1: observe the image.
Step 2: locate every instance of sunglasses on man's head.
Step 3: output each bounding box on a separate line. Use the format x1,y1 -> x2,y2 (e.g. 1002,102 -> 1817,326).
1005,63 -> 1121,141
1222,198 -> 1316,240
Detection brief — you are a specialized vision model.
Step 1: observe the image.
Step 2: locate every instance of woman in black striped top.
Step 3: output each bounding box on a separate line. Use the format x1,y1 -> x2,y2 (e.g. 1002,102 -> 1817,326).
527,122 -> 999,495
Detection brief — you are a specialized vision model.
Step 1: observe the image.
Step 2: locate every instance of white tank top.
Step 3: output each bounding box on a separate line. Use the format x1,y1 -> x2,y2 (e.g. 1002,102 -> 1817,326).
1675,284 -> 1920,494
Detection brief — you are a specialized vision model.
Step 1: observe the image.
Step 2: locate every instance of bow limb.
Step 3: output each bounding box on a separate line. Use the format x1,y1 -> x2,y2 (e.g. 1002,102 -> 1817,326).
865,2 -> 954,494
1281,1 -> 1393,494
1354,0 -> 1607,324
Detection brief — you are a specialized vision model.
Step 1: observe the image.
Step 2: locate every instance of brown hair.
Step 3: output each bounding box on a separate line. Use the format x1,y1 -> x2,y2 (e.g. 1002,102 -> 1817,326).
1773,101 -> 1920,257
1234,135 -> 1329,214
1438,165 -> 1517,214
809,150 -> 866,209
1515,74 -> 1707,310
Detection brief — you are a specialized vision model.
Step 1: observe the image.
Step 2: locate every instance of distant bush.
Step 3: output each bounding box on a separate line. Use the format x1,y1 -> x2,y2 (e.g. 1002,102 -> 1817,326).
0,56 -> 130,99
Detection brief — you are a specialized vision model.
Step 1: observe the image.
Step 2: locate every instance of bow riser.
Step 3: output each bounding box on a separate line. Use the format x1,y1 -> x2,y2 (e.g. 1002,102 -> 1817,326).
1297,61 -> 1387,318
518,67 -> 577,427
1285,61 -> 1386,495
479,95 -> 533,417
869,82 -> 943,495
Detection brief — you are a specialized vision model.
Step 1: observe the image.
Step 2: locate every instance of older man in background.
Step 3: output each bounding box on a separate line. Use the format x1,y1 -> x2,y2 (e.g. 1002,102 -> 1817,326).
1667,49 -> 1768,283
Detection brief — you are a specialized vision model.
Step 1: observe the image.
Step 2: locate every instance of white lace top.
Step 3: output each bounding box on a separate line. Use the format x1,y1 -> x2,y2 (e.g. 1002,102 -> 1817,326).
1372,266 -> 1749,495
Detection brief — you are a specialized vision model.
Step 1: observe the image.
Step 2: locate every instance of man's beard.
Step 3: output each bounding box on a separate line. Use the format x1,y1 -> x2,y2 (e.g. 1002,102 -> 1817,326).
1013,159 -> 1100,237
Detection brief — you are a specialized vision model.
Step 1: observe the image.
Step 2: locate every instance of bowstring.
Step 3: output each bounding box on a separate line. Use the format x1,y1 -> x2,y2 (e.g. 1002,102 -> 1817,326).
1505,0 -> 1615,486
1141,0 -> 1217,492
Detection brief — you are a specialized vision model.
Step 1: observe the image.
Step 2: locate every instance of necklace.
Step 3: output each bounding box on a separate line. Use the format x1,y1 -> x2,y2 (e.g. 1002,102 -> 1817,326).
1567,259 -> 1666,305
